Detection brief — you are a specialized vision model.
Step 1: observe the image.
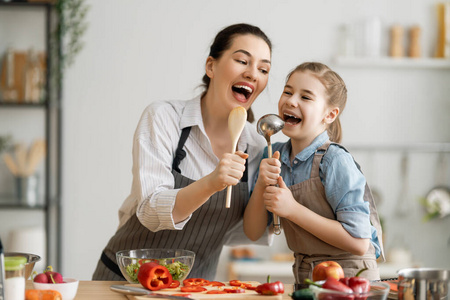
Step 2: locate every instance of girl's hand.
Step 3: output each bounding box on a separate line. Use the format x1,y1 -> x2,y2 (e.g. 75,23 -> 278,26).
256,151 -> 281,187
263,176 -> 296,218
209,150 -> 249,191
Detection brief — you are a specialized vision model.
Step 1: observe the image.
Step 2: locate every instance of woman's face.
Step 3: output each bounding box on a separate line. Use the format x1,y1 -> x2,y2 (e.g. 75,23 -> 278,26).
206,34 -> 271,112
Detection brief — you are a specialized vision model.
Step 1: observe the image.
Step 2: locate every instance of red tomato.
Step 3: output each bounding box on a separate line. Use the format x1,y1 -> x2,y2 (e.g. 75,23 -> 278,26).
137,262 -> 172,291
183,278 -> 210,286
180,286 -> 207,293
206,290 -> 227,294
208,281 -> 225,287
168,280 -> 180,288
224,287 -> 246,293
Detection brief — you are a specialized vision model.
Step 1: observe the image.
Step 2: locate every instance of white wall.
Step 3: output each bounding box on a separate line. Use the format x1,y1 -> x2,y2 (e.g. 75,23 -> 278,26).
60,0 -> 450,280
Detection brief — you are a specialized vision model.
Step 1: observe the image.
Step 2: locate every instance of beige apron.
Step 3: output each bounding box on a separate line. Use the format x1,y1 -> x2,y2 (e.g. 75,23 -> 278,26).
281,140 -> 385,284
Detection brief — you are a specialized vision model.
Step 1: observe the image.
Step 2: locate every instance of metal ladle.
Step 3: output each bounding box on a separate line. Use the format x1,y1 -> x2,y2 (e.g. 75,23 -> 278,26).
257,114 -> 285,235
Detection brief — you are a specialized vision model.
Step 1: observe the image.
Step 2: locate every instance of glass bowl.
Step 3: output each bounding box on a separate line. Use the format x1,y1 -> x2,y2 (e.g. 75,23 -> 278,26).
309,280 -> 390,300
116,249 -> 195,284
5,252 -> 41,279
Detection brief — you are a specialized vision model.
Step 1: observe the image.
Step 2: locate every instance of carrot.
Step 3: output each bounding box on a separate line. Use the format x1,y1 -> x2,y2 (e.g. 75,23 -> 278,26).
25,289 -> 62,300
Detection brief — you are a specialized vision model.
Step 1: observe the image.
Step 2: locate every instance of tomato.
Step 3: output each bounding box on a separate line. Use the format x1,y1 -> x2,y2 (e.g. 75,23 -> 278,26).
206,290 -> 227,294
208,281 -> 225,287
224,287 -> 246,293
183,278 -> 210,286
180,286 -> 207,293
168,280 -> 180,288
137,262 -> 172,291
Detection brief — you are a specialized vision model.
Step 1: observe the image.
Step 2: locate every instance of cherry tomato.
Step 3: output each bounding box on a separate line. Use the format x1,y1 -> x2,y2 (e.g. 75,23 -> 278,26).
183,278 -> 210,286
180,286 -> 207,293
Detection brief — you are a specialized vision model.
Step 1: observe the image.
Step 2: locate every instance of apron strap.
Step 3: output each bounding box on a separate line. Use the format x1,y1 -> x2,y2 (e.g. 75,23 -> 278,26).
101,251 -> 125,280
172,127 -> 192,173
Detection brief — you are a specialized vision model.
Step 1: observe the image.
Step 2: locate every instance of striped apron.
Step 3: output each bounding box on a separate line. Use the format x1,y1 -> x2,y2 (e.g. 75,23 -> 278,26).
92,127 -> 249,281
281,140 -> 385,285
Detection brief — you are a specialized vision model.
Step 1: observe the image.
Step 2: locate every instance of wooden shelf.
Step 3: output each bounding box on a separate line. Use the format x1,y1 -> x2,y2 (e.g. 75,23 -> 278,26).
334,56 -> 450,69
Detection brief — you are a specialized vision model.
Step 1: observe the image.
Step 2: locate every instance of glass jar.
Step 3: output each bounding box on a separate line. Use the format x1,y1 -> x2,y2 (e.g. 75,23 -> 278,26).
4,256 -> 26,300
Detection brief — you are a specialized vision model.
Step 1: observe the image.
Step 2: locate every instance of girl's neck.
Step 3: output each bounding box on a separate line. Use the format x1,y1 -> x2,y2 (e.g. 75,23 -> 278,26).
289,131 -> 325,162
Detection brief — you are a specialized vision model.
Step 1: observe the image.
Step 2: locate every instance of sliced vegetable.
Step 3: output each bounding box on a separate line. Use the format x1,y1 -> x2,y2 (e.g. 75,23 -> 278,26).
183,278 -> 210,286
137,262 -> 173,291
206,290 -> 227,294
180,286 -> 207,293
208,281 -> 226,287
168,280 -> 180,288
224,287 -> 246,293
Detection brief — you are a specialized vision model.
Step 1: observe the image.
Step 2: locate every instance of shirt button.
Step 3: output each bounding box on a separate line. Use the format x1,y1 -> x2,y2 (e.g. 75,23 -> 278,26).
294,160 -> 298,164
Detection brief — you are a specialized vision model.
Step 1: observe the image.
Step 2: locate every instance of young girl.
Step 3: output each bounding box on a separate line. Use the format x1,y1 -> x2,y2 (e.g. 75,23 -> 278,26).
244,62 -> 384,283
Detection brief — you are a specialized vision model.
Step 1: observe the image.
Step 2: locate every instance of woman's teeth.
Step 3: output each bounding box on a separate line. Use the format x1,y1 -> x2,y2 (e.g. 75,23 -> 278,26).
232,85 -> 253,99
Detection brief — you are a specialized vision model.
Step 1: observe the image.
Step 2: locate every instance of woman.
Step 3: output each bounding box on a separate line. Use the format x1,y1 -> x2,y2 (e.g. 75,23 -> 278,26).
92,23 -> 272,281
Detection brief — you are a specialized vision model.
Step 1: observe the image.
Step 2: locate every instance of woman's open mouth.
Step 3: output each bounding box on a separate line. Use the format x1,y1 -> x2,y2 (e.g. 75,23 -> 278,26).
283,113 -> 302,125
232,84 -> 254,102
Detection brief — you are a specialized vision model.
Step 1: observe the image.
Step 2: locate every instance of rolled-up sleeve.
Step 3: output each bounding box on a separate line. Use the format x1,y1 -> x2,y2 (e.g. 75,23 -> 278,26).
322,149 -> 372,239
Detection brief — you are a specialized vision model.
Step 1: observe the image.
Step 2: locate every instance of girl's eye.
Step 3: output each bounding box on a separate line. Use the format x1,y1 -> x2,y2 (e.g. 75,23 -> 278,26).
259,69 -> 268,75
283,91 -> 292,96
302,95 -> 311,100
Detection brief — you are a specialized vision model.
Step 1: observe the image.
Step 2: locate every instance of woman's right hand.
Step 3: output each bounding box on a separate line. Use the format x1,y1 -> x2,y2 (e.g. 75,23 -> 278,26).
208,150 -> 249,191
256,151 -> 281,187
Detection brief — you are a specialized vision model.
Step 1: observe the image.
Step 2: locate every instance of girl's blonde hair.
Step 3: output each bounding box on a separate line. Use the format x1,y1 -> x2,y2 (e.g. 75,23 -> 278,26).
286,62 -> 347,143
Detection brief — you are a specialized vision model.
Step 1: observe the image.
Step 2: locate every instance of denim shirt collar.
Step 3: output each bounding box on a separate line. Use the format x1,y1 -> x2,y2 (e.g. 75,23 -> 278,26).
280,131 -> 329,167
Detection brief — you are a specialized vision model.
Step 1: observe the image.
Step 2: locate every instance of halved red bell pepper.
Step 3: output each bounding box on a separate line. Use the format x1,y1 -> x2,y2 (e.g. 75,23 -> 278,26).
137,262 -> 173,291
255,275 -> 285,295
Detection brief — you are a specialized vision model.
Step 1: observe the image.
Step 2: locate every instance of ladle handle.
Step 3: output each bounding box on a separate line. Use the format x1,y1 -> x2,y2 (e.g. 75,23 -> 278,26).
267,143 -> 282,235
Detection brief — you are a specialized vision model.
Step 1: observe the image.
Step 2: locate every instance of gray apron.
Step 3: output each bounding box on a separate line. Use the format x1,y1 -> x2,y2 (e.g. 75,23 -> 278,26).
92,127 -> 248,281
281,140 -> 385,284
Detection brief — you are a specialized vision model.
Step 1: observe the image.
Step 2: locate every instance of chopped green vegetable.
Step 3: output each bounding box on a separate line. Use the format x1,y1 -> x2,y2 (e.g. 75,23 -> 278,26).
125,259 -> 190,283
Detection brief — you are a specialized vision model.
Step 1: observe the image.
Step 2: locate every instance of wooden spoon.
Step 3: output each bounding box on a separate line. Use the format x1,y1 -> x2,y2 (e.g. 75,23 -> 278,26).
225,106 -> 247,208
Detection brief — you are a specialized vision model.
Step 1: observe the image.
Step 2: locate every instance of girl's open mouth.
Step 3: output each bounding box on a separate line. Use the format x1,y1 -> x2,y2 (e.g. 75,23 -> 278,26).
283,113 -> 302,125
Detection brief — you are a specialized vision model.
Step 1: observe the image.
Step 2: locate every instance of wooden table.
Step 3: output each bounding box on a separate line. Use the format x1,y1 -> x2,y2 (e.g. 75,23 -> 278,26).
26,280 -> 295,299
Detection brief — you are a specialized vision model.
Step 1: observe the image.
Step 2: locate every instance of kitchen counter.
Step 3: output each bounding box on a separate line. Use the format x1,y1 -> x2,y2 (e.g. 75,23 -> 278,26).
26,280 -> 295,299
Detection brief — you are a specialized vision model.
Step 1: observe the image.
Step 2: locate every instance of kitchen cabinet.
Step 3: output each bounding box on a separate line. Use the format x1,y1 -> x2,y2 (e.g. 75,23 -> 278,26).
0,1 -> 61,270
334,56 -> 450,69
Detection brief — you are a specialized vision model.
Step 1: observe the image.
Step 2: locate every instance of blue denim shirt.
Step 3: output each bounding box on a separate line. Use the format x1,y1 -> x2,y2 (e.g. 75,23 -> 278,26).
258,131 -> 381,258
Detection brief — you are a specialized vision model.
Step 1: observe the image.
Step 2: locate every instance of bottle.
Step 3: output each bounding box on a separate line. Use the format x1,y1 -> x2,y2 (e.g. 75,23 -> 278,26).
390,25 -> 404,57
4,256 -> 26,300
408,25 -> 421,58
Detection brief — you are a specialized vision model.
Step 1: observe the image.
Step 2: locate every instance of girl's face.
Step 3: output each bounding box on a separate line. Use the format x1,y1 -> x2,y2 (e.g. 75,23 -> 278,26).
206,34 -> 271,112
278,70 -> 337,145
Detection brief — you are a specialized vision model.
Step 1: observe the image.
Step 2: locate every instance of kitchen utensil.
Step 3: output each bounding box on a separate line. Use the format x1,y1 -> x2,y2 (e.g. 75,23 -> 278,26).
397,268 -> 450,300
0,238 -> 5,300
257,114 -> 285,235
225,106 -> 247,208
110,285 -> 194,299
4,252 -> 41,279
423,153 -> 450,220
116,249 -> 195,284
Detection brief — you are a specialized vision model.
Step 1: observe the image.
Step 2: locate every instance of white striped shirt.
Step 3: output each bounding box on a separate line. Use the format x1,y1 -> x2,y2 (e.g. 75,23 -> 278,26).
118,96 -> 266,233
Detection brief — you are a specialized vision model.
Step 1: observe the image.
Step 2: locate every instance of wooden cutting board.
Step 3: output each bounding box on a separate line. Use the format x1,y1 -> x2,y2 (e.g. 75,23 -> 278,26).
127,281 -> 283,300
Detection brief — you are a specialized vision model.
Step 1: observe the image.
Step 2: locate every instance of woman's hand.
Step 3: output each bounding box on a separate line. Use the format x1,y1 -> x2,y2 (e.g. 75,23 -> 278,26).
208,150 -> 249,192
255,151 -> 281,188
263,176 -> 297,218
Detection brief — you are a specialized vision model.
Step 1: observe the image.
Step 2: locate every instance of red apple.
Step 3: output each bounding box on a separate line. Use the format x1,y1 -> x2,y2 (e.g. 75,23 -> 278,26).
312,261 -> 345,281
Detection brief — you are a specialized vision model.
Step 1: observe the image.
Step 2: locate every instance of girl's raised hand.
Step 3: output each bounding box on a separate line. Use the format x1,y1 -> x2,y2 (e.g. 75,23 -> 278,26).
209,150 -> 249,191
256,151 -> 281,187
263,176 -> 296,218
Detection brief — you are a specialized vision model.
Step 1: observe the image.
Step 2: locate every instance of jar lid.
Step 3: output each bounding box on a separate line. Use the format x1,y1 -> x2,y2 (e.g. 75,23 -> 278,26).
4,256 -> 27,270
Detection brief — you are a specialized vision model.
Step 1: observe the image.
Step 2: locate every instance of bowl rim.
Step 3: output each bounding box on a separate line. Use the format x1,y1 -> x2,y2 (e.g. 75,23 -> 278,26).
309,280 -> 390,296
4,252 -> 41,263
116,248 -> 196,259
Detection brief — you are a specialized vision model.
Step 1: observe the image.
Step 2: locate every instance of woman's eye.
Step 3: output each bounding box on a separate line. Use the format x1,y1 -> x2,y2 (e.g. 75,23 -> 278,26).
236,59 -> 247,65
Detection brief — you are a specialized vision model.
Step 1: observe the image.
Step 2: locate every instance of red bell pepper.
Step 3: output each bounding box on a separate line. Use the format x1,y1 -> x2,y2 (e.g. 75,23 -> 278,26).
183,278 -> 210,286
305,277 -> 354,300
137,262 -> 173,291
255,275 -> 285,295
339,268 -> 370,294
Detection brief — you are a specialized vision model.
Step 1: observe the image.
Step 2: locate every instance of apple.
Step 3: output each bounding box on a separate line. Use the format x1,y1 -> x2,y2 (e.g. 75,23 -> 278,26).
312,261 -> 344,281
